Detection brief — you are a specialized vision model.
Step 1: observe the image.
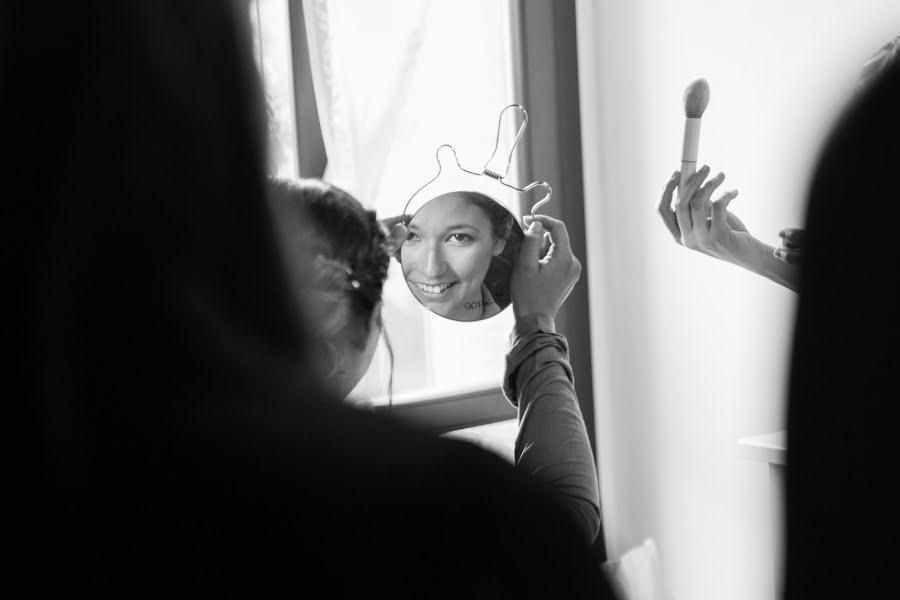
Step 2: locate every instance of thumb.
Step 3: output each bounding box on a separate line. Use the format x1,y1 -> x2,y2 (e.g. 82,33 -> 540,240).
387,223 -> 407,257
516,220 -> 544,273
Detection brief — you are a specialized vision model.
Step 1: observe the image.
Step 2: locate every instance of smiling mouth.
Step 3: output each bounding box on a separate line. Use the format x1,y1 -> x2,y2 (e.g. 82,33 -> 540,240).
413,281 -> 458,296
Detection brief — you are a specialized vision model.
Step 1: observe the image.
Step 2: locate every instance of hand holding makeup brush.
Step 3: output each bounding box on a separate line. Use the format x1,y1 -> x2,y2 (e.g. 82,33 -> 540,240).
657,167 -> 801,292
660,77 -> 801,291
662,166 -> 752,263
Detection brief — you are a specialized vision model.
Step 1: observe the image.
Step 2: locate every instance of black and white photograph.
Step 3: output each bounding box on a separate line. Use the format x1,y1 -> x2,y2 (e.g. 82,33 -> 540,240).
9,1 -> 900,598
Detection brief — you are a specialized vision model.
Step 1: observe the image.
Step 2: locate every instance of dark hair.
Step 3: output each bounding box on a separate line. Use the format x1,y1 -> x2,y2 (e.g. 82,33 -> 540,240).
268,178 -> 389,351
784,58 -> 899,599
460,191 -> 523,310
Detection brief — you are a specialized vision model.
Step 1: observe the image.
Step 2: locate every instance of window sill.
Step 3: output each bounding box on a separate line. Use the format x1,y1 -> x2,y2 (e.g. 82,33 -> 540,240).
373,385 -> 516,434
441,419 -> 517,463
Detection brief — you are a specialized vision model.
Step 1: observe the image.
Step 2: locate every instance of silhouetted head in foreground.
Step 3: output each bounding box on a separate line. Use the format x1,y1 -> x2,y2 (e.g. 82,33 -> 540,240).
784,55 -> 899,599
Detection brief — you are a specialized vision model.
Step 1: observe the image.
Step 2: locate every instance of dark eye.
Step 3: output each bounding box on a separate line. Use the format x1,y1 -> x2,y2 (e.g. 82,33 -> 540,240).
447,233 -> 473,243
405,231 -> 420,242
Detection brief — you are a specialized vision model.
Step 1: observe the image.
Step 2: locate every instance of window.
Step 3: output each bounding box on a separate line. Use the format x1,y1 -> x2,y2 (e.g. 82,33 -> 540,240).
250,0 -> 593,442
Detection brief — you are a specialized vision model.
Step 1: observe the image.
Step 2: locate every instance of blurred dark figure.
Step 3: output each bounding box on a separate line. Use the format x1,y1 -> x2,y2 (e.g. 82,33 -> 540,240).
4,2 -> 613,597
784,59 -> 899,597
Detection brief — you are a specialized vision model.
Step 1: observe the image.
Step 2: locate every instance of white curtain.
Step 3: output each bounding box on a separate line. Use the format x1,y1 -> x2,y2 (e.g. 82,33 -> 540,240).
302,0 -> 432,208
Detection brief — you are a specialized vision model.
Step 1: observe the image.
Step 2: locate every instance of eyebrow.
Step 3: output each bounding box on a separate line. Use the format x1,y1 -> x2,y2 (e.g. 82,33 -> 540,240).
407,223 -> 481,234
443,224 -> 480,233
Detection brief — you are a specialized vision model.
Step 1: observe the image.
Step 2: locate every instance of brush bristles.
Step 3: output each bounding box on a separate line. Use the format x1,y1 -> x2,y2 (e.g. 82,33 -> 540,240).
683,78 -> 710,118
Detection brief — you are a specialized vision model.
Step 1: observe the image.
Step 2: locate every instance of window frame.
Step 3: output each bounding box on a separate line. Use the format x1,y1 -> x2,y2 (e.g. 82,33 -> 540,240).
510,0 -> 595,448
286,0 -> 326,178
378,385 -> 516,435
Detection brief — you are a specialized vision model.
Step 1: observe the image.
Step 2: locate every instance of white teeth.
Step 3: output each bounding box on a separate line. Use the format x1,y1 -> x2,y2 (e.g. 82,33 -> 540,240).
417,282 -> 453,295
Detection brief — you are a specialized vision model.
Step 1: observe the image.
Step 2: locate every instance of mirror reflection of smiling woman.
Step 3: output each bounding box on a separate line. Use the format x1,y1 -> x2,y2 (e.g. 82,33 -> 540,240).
401,191 -> 517,321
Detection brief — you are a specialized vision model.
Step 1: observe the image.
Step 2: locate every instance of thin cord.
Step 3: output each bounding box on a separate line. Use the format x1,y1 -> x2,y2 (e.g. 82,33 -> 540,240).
382,324 -> 394,417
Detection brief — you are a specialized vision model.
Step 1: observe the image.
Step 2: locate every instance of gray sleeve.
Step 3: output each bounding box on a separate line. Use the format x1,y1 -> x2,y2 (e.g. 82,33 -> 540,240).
502,315 -> 602,546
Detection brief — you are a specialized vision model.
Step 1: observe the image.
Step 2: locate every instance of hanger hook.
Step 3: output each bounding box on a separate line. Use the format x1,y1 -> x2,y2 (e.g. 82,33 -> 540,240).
402,105 -> 552,220
482,104 -> 527,180
520,181 -> 552,217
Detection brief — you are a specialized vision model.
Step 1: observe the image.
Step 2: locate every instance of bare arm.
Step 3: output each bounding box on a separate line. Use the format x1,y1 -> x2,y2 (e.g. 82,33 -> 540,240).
657,167 -> 802,292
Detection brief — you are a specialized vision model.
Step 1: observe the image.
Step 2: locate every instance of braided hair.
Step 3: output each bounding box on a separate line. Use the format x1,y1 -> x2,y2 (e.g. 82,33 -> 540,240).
268,178 -> 389,354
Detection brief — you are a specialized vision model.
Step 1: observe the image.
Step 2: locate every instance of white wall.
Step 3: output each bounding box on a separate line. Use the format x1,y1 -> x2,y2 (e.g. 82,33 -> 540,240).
575,2 -> 900,599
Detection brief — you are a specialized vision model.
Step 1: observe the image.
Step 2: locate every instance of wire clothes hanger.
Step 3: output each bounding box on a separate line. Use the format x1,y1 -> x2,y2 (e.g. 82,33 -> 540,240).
402,104 -> 552,220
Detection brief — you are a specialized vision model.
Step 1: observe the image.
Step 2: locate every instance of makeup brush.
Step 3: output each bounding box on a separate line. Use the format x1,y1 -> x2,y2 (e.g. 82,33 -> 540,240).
679,78 -> 710,190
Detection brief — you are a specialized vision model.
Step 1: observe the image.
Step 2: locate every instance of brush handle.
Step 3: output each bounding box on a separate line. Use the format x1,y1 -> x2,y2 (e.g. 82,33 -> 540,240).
679,117 -> 702,189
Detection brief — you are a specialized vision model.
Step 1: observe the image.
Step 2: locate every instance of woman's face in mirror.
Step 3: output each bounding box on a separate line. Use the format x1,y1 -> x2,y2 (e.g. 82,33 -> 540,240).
401,192 -> 508,321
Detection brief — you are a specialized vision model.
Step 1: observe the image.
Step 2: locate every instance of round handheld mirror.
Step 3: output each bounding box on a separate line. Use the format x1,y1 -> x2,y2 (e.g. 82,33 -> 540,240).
400,191 -> 523,322
397,105 -> 550,322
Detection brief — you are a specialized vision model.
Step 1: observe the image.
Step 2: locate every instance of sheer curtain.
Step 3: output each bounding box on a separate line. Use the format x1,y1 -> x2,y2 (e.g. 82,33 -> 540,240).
249,0 -> 299,179
302,0 -> 431,204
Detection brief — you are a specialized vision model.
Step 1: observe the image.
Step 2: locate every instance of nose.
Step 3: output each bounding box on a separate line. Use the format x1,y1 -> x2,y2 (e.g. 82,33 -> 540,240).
422,242 -> 445,280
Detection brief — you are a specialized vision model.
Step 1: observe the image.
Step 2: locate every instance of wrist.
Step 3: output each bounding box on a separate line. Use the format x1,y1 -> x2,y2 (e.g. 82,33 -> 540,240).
715,233 -> 767,273
741,240 -> 802,292
759,245 -> 802,292
739,237 -> 771,273
512,313 -> 557,337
